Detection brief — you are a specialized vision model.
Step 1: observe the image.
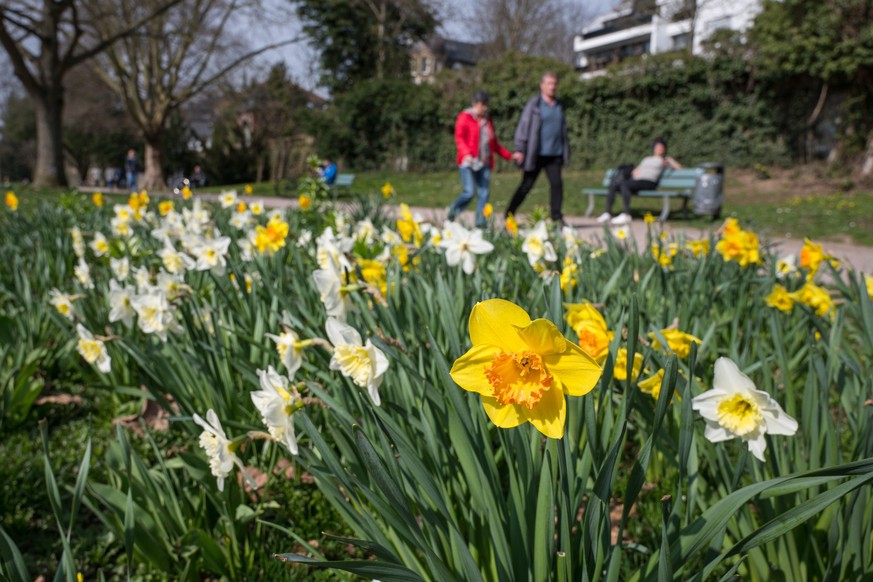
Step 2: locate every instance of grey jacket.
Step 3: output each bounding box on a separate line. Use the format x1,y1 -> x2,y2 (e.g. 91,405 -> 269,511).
513,95 -> 570,172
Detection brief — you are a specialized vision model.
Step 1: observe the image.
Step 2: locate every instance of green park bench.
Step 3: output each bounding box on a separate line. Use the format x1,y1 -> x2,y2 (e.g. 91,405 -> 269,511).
330,173 -> 355,201
583,167 -> 705,221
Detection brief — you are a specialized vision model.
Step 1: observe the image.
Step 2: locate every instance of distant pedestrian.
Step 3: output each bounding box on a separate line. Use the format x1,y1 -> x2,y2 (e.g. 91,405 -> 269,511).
505,72 -> 570,224
318,159 -> 337,185
447,90 -> 511,228
191,165 -> 206,188
125,149 -> 141,192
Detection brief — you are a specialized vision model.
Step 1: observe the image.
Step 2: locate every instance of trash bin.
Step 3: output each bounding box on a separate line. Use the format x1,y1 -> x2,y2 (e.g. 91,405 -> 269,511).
693,162 -> 724,218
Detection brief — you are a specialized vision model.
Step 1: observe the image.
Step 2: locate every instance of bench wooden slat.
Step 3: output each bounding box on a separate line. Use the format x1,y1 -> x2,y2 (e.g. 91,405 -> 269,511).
583,167 -> 704,221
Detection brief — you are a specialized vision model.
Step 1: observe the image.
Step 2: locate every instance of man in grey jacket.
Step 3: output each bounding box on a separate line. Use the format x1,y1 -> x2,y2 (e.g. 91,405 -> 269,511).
505,71 -> 570,224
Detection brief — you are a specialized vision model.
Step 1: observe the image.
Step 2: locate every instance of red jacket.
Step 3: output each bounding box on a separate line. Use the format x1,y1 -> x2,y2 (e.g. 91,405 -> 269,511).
455,110 -> 511,169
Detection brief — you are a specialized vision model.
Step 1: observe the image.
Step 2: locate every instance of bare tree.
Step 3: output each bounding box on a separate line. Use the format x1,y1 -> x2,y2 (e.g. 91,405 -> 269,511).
464,0 -> 591,63
0,0 -> 183,186
87,0 -> 302,190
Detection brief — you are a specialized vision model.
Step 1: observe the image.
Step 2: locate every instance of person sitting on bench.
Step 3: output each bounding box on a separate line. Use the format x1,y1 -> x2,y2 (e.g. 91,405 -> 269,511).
598,138 -> 682,225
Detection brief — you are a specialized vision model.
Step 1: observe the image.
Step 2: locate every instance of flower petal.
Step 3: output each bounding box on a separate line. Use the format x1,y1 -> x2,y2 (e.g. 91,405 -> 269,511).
450,344 -> 500,396
515,319 -> 566,355
543,343 -> 601,396
527,386 -> 566,439
713,357 -> 757,394
469,299 -> 529,351
481,395 -> 526,428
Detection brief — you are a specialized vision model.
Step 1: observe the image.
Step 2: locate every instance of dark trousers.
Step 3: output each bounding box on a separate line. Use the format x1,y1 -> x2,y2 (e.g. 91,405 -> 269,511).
505,155 -> 564,221
606,176 -> 657,215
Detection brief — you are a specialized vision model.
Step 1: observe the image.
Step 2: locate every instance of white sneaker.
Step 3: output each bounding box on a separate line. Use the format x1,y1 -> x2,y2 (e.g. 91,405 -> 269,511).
596,212 -> 612,223
610,213 -> 632,225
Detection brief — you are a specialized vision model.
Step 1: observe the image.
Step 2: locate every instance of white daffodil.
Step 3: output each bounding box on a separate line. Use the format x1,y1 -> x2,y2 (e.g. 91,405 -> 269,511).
229,210 -> 253,231
776,254 -> 797,279
296,230 -> 312,248
521,221 -> 557,266
110,257 -> 129,281
131,291 -> 174,341
132,266 -> 153,293
437,221 -> 493,275
190,235 -> 231,275
562,225 -> 580,254
108,279 -> 136,328
111,216 -> 132,238
251,366 -> 300,454
70,227 -> 86,257
193,409 -> 255,492
219,189 -> 239,209
90,232 -> 111,257
76,324 -> 111,373
49,288 -> 76,320
266,330 -> 305,375
313,264 -> 351,321
326,318 -> 389,406
74,258 -> 94,289
158,245 -> 194,275
692,357 -> 798,462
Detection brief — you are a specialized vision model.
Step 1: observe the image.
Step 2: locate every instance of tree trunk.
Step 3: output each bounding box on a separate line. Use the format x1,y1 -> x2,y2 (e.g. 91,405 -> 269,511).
32,89 -> 68,187
142,136 -> 166,191
860,129 -> 873,179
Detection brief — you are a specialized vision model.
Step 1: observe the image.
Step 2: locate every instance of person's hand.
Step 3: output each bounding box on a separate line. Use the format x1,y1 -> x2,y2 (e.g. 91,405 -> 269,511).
512,152 -> 524,165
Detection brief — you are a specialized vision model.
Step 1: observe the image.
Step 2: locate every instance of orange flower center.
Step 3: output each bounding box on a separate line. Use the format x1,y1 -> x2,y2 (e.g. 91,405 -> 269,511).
485,350 -> 553,409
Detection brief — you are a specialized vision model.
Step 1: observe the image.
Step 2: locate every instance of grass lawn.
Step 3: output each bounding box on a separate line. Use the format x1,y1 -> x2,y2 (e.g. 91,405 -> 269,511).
7,164 -> 873,246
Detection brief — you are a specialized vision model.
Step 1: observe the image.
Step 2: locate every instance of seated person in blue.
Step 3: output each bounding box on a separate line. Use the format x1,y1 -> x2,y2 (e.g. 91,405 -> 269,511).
319,159 -> 337,185
598,138 -> 682,225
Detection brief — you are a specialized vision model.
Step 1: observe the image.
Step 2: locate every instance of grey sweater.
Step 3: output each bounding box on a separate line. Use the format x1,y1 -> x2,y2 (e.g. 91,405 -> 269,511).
513,95 -> 570,172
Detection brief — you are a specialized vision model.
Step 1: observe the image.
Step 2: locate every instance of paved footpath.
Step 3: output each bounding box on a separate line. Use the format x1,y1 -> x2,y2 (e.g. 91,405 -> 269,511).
91,187 -> 873,275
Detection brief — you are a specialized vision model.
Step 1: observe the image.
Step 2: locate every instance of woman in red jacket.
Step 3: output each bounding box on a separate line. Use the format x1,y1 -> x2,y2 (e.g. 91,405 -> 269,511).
446,90 -> 512,229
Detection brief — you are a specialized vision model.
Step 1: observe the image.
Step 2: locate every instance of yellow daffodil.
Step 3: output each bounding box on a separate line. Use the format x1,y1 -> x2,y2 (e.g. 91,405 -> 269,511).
686,239 -> 710,257
483,203 -> 494,218
560,261 -> 578,293
254,215 -> 290,254
397,204 -> 424,246
716,229 -> 761,268
638,369 -> 666,400
505,214 -> 518,236
649,328 -> 701,359
765,284 -> 794,313
158,200 -> 174,216
791,281 -> 833,318
721,217 -> 741,236
299,195 -> 312,210
613,348 -> 643,381
381,182 -> 395,199
181,186 -> 192,200
92,192 -> 104,207
5,191 -> 19,211
799,238 -> 825,274
451,299 -> 602,438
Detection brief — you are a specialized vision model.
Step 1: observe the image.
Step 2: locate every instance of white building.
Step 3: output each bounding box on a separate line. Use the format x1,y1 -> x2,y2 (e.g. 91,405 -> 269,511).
574,0 -> 762,78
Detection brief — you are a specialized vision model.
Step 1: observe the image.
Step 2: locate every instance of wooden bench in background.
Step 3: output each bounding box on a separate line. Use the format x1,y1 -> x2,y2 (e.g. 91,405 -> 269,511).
330,173 -> 355,201
582,167 -> 704,221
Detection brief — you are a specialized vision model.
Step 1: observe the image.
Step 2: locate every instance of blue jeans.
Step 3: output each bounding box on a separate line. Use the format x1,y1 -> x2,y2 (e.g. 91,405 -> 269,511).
449,166 -> 491,228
